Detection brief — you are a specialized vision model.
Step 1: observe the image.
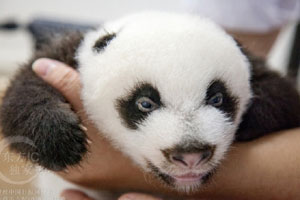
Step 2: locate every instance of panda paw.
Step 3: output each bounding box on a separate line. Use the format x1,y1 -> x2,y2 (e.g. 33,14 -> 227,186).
9,103 -> 88,171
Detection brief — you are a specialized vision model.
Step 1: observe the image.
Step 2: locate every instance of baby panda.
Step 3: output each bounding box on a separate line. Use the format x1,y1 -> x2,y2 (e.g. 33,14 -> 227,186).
1,12 -> 300,198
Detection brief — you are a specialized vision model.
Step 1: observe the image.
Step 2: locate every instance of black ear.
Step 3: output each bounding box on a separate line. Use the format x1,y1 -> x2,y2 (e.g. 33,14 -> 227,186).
34,31 -> 84,69
236,52 -> 300,141
93,32 -> 116,52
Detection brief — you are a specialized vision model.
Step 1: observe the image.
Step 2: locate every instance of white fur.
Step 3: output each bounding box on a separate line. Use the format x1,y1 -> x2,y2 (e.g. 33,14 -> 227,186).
39,12 -> 252,198
37,169 -> 115,200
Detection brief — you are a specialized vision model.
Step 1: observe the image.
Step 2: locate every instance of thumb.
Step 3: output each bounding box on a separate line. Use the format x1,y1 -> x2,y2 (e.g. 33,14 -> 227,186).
32,58 -> 82,110
118,193 -> 163,200
61,189 -> 95,200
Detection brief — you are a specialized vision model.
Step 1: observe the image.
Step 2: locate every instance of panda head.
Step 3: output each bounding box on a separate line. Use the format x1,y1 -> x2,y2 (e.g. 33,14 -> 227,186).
78,12 -> 251,192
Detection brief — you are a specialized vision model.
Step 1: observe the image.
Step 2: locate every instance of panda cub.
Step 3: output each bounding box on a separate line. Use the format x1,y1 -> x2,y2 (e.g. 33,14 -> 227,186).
1,12 -> 300,198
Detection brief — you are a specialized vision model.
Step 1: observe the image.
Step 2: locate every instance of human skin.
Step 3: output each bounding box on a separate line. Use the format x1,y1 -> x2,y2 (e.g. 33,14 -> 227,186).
32,58 -> 300,200
227,29 -> 280,59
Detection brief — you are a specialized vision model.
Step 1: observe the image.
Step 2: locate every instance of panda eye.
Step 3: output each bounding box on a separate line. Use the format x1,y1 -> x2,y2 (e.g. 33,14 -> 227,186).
136,97 -> 158,112
207,93 -> 223,107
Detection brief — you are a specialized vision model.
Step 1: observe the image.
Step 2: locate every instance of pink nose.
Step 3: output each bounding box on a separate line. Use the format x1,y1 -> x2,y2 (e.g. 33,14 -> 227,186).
170,150 -> 213,168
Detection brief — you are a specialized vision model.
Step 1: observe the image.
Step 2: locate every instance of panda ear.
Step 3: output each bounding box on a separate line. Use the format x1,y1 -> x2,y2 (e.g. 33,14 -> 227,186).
232,37 -> 243,48
93,32 -> 116,52
235,52 -> 300,141
232,37 -> 251,57
34,31 -> 84,68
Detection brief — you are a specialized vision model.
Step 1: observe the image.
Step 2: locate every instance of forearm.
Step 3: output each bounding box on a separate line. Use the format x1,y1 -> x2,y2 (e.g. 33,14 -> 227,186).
227,29 -> 280,59
32,59 -> 300,199
60,128 -> 300,200
197,128 -> 300,199
126,128 -> 300,200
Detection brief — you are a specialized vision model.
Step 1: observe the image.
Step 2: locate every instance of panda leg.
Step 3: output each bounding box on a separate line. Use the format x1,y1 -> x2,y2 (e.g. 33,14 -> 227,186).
0,67 -> 88,171
236,58 -> 300,141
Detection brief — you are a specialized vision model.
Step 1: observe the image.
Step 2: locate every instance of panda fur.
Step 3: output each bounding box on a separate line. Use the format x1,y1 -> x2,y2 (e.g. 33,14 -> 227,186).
0,12 -> 300,199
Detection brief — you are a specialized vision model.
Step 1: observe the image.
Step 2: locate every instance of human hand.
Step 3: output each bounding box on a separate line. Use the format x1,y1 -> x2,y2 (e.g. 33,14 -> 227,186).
32,58 -> 163,191
61,189 -> 162,200
32,58 -> 300,200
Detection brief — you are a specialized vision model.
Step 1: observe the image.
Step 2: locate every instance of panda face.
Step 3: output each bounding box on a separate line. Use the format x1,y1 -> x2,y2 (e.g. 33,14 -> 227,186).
78,12 -> 251,192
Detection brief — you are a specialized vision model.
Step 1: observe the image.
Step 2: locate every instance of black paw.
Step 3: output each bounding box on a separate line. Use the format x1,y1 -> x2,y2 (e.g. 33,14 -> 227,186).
5,103 -> 88,171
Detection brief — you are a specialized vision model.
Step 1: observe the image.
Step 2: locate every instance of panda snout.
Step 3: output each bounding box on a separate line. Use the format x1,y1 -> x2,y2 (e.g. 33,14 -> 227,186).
162,143 -> 215,169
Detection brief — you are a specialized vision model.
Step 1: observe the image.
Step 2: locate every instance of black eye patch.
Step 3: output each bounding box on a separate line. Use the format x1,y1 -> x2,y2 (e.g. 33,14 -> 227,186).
115,83 -> 162,130
93,32 -> 116,52
205,80 -> 238,120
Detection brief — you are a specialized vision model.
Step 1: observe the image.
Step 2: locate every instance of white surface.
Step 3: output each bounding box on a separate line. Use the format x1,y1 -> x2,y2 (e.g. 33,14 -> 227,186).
0,30 -> 33,76
268,23 -> 296,74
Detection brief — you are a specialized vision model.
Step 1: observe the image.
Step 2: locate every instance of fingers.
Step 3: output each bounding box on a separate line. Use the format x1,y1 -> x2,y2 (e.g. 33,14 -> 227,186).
118,193 -> 163,200
32,58 -> 83,111
61,190 -> 163,200
61,189 -> 94,200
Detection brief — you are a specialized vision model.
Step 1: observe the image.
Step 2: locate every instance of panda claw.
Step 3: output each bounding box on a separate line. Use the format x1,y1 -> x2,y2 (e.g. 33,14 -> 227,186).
86,139 -> 92,144
79,124 -> 88,132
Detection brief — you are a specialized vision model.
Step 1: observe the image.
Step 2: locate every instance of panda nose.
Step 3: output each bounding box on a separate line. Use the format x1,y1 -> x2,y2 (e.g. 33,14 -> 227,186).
169,148 -> 214,168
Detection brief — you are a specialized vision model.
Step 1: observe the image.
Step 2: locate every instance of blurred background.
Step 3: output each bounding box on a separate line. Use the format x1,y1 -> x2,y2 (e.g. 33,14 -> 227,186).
0,0 -> 186,77
1,0 -> 299,82
0,0 -> 299,199
0,0 -> 299,79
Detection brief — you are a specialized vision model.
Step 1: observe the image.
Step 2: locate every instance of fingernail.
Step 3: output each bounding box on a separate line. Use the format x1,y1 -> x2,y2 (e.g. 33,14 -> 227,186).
60,190 -> 90,200
32,58 -> 57,76
119,195 -> 134,200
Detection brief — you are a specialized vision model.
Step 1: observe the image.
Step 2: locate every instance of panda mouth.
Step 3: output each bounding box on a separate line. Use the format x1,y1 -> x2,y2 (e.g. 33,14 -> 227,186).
172,172 -> 205,183
147,161 -> 214,189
